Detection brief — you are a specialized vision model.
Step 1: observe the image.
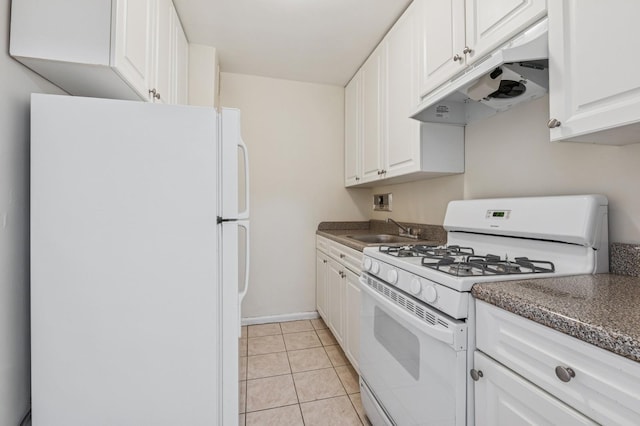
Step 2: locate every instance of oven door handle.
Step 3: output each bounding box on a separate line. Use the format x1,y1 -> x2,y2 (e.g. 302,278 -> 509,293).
360,276 -> 465,350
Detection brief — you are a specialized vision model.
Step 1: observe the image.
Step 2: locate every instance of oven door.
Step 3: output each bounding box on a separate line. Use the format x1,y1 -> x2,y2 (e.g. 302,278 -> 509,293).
359,273 -> 468,426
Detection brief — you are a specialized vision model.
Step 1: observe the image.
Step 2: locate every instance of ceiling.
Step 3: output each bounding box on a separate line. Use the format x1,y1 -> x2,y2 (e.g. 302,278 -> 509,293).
172,0 -> 413,87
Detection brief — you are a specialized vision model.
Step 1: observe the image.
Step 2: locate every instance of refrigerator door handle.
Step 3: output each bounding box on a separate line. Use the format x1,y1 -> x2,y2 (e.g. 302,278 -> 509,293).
238,220 -> 250,303
238,137 -> 250,220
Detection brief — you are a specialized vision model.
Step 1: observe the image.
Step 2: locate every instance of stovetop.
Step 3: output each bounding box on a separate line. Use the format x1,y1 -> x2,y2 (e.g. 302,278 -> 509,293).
378,244 -> 555,278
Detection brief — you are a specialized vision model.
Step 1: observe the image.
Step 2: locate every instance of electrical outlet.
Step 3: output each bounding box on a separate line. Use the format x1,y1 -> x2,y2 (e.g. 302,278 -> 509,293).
373,193 -> 392,211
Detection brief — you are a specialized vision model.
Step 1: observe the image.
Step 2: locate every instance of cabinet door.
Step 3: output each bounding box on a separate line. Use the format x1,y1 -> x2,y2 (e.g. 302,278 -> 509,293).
153,0 -> 172,104
419,0 -> 466,98
113,0 -> 154,100
360,45 -> 384,183
345,71 -> 362,186
384,1 -> 422,179
344,269 -> 360,374
474,351 -> 597,426
548,1 -> 640,145
326,259 -> 344,346
172,6 -> 189,105
316,251 -> 329,322
465,0 -> 546,66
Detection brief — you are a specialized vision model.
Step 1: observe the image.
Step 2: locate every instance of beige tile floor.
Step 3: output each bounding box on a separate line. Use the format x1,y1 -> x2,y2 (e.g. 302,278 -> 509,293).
239,318 -> 370,426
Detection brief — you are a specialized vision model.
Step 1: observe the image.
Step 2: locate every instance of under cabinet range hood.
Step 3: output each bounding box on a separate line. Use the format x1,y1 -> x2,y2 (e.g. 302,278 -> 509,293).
412,18 -> 549,126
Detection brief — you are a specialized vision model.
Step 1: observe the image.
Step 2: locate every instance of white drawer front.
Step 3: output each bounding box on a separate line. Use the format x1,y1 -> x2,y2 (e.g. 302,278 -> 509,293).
476,300 -> 640,426
329,242 -> 363,274
316,235 -> 330,253
474,351 -> 597,426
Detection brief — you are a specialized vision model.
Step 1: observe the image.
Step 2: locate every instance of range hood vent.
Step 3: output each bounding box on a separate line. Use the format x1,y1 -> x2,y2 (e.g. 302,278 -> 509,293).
411,18 -> 548,126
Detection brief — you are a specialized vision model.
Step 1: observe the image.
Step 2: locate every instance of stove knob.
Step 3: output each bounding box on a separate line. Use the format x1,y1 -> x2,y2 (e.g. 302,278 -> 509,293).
423,284 -> 438,303
387,269 -> 398,284
363,258 -> 372,271
371,262 -> 380,274
410,278 -> 422,295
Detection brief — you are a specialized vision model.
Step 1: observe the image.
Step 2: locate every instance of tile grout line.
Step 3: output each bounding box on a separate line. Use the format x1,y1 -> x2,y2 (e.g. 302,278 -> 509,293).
244,320 -> 362,424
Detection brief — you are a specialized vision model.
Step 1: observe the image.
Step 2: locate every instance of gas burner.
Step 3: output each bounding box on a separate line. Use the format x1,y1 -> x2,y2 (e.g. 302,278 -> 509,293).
378,244 -> 438,257
415,245 -> 475,258
422,257 -> 488,276
495,263 -> 521,274
448,263 -> 477,276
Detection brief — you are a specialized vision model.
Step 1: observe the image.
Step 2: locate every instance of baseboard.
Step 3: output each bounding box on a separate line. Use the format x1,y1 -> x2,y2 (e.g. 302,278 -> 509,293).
241,311 -> 319,326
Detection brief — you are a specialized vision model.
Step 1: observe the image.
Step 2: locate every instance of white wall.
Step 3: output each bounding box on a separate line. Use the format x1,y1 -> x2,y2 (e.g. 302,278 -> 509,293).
371,95 -> 640,244
220,72 -> 369,320
1,1 -> 65,424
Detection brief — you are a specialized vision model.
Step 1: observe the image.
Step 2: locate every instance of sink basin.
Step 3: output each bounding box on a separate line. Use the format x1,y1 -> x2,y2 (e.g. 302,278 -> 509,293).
347,234 -> 415,244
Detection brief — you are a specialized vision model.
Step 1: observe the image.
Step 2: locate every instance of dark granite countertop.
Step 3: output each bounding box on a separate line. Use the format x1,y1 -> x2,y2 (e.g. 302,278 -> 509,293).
316,220 -> 446,252
472,274 -> 640,363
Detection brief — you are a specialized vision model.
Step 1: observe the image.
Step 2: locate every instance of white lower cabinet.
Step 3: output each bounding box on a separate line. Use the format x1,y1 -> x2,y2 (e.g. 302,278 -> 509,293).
474,351 -> 597,426
316,236 -> 362,373
316,251 -> 329,321
474,300 -> 640,426
344,269 -> 361,371
327,258 -> 345,347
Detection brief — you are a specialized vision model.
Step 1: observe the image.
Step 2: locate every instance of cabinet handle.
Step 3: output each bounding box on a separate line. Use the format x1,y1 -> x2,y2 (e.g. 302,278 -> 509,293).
555,366 -> 575,382
377,170 -> 382,175
462,46 -> 473,55
323,260 -> 327,264
547,118 -> 561,128
470,369 -> 483,381
453,54 -> 463,62
339,254 -> 345,259
149,88 -> 161,100
355,176 -> 360,181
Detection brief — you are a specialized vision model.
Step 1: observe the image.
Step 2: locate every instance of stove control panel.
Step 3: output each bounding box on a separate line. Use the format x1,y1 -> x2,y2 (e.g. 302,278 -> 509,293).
361,255 -> 469,319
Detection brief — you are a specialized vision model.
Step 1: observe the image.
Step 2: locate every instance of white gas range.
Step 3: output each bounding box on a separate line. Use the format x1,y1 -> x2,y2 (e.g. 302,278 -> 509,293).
358,195 -> 609,426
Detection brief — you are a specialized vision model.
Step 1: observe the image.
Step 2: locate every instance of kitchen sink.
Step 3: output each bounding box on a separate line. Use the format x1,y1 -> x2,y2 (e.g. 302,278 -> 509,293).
347,234 -> 415,244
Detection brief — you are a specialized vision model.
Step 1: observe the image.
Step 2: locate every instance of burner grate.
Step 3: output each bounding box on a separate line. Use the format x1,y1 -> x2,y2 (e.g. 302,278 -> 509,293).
421,254 -> 556,277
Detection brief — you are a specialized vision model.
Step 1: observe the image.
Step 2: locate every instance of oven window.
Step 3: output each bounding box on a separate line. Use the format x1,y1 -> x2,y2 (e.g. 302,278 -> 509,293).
373,306 -> 419,380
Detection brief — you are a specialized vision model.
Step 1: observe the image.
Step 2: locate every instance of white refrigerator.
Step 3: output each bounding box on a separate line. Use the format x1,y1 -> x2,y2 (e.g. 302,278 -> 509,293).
30,94 -> 249,426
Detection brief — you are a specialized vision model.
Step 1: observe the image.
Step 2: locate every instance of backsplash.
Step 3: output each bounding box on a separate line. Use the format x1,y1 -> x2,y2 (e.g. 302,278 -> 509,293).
610,243 -> 640,277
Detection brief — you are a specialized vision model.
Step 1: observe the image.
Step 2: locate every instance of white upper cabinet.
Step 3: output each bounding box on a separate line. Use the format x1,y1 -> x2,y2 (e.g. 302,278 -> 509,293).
419,0 -> 546,98
465,0 -> 547,65
10,0 -> 189,104
385,2 -> 421,179
344,0 -> 464,188
172,8 -> 189,105
420,0 -> 466,97
361,45 -> 385,183
151,0 -> 172,104
548,1 -> 640,145
113,0 -> 154,100
344,72 -> 362,186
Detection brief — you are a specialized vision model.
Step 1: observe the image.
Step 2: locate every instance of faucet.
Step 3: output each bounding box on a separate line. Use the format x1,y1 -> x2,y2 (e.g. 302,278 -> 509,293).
386,218 -> 419,239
